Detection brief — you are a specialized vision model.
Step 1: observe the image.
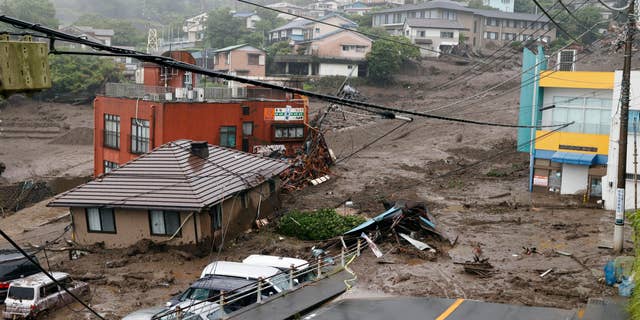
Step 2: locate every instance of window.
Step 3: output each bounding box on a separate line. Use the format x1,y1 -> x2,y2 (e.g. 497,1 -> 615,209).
440,31 -> 454,39
220,126 -> 236,148
103,160 -> 119,173
242,106 -> 250,115
104,114 -> 120,149
485,18 -> 499,26
211,204 -> 222,230
40,283 -> 59,298
502,33 -> 516,41
131,118 -> 150,154
268,179 -> 276,194
315,27 -> 320,34
546,96 -> 612,134
418,30 -> 426,38
149,210 -> 181,236
442,10 -> 456,20
342,45 -> 366,52
242,122 -> 253,136
274,125 -> 304,140
86,208 -> 116,233
484,32 -> 498,40
248,53 -> 260,65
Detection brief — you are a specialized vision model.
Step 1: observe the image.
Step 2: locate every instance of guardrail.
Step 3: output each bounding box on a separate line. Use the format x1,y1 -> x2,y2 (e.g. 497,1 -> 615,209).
104,83 -> 248,101
152,238 -> 368,320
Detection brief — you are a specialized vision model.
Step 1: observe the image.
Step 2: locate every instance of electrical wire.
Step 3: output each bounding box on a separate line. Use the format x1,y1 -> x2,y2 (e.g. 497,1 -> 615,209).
533,0 -> 581,43
436,0 -> 578,91
0,15 -> 573,130
335,121 -> 409,164
597,0 -> 632,11
0,229 -> 106,320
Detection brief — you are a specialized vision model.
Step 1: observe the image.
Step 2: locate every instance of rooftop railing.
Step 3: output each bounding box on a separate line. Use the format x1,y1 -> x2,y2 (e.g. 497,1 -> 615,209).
104,83 -> 295,102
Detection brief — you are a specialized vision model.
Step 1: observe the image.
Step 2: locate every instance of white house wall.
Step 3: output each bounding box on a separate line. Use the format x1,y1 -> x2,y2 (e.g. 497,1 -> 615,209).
319,63 -> 358,76
603,70 -> 640,210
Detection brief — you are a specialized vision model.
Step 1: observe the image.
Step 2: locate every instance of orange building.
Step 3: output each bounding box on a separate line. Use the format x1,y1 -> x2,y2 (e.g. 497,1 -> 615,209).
95,51 -> 308,176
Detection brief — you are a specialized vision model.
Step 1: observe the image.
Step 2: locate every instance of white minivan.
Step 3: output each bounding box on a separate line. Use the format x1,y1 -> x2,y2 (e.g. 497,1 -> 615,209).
242,255 -> 315,284
200,261 -> 290,294
2,272 -> 89,319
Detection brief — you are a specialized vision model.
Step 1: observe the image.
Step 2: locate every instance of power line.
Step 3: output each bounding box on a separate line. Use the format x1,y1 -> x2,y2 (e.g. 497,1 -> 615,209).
0,229 -> 106,320
235,0 -> 475,62
436,0 -> 574,90
0,15 -> 572,130
533,0 -> 580,43
335,120 -> 409,164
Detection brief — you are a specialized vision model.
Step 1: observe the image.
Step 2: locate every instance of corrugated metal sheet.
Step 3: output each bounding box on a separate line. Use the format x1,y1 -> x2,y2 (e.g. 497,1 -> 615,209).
48,140 -> 289,211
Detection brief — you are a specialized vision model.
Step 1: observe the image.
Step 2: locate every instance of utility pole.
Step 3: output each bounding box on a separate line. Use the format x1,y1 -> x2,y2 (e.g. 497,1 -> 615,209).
614,0 -> 636,253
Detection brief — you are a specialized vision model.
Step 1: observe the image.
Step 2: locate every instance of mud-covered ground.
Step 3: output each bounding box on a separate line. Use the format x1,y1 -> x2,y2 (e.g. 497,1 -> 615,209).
0,53 -> 633,318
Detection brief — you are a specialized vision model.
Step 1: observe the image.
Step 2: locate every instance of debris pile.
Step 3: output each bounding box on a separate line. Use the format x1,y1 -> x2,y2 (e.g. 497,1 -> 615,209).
454,256 -> 494,277
343,200 -> 450,259
281,123 -> 334,192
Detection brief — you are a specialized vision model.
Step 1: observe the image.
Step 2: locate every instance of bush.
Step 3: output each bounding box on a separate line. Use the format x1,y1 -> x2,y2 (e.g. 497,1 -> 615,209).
628,211 -> 640,316
278,209 -> 366,241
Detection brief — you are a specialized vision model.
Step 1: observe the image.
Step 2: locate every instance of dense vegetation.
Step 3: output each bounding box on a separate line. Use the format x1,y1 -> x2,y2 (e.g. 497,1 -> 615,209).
41,55 -> 123,101
366,35 -> 420,83
278,209 -> 366,241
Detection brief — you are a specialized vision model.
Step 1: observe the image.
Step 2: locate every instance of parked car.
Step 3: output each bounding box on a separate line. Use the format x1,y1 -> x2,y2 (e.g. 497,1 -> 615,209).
167,275 -> 257,313
122,306 -> 168,320
0,251 -> 40,302
200,261 -> 290,294
2,272 -> 89,319
242,255 -> 314,284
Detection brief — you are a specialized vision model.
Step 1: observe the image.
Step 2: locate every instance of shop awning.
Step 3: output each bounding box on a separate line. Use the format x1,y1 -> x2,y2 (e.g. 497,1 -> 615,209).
550,152 -> 596,165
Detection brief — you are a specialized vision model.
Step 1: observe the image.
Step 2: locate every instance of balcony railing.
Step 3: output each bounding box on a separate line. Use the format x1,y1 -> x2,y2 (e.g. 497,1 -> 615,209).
104,83 -> 296,102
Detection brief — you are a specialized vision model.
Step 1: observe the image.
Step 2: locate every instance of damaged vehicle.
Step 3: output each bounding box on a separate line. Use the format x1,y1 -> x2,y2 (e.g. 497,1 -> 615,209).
2,272 -> 89,319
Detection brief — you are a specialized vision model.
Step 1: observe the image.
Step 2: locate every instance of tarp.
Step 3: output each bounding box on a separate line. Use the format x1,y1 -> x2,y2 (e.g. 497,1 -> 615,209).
344,207 -> 402,235
550,152 -> 596,165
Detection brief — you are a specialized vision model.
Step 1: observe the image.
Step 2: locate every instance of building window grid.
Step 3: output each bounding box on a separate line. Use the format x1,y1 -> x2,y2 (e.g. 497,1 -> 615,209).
131,118 -> 150,154
220,126 -> 237,148
548,96 -> 612,135
440,31 -> 454,39
104,160 -> 119,173
149,210 -> 181,236
86,208 -> 116,233
274,125 -> 304,140
104,114 -> 120,149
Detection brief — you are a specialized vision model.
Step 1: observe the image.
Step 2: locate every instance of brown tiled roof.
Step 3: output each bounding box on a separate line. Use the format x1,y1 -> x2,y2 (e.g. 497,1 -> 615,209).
48,140 -> 290,211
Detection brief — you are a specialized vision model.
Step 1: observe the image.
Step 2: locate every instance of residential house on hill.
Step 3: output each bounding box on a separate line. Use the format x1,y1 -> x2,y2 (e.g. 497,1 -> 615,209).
402,19 -> 468,57
48,140 -> 289,248
212,44 -> 266,78
342,2 -> 373,16
58,25 -> 114,47
268,14 -> 358,44
273,30 -> 372,77
183,12 -> 208,43
267,2 -> 307,20
232,11 -> 262,30
269,18 -> 309,44
269,14 -> 368,77
483,0 -> 515,12
372,0 -> 556,49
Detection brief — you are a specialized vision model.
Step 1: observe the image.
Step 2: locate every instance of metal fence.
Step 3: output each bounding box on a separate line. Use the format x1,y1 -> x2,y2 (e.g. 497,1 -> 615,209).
104,83 -> 248,101
151,239 -> 368,320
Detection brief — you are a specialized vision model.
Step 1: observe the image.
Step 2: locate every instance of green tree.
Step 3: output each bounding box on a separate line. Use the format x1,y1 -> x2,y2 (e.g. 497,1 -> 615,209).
74,14 -> 146,46
366,36 -> 419,83
348,13 -> 373,28
0,0 -> 58,28
43,55 -> 122,100
205,7 -> 246,49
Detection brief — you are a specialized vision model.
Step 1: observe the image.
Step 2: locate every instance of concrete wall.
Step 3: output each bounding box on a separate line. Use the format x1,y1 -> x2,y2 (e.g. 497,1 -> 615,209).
602,70 -> 640,210
561,164 -> 589,195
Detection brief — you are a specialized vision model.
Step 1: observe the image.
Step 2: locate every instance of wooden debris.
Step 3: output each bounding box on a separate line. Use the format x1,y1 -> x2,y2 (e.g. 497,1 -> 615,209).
454,258 -> 494,277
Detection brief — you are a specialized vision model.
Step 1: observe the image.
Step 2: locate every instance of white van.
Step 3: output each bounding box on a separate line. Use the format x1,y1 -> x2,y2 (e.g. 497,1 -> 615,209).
242,255 -> 315,284
2,272 -> 89,319
200,261 -> 290,293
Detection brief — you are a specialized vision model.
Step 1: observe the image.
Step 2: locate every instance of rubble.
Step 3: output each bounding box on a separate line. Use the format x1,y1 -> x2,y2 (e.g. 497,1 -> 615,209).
454,257 -> 494,277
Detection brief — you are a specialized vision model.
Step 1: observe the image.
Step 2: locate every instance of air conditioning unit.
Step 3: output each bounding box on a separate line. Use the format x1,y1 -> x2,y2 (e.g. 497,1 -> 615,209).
557,50 -> 576,72
175,88 -> 185,99
187,90 -> 194,100
196,88 -> 205,102
165,92 -> 173,101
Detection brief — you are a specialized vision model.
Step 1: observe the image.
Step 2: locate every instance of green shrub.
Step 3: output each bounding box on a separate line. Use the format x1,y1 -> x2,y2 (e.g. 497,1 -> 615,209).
278,209 -> 366,241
